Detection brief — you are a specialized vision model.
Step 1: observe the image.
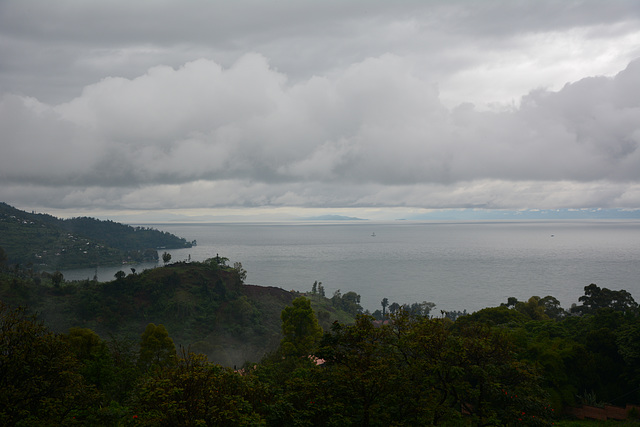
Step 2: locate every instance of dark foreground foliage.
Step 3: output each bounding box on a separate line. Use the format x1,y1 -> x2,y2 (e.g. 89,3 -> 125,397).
1,253 -> 639,425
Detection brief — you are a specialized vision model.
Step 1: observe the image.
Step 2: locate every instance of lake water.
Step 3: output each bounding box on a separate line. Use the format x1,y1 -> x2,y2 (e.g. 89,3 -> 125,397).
61,220 -> 640,314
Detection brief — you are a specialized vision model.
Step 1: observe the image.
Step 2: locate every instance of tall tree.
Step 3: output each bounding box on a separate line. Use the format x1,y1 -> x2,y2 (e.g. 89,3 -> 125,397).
389,301 -> 400,314
51,270 -> 64,287
64,327 -> 117,398
318,283 -> 325,297
341,291 -> 363,316
232,261 -> 247,286
280,297 -> 323,357
573,284 -> 638,314
138,323 -> 177,371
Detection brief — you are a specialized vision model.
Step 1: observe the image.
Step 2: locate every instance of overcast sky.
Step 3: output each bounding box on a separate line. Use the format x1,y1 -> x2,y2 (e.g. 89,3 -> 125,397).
1,0 -> 640,221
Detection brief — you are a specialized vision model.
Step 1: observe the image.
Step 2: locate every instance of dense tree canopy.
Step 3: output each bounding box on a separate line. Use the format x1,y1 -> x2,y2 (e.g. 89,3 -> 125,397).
0,302 -> 98,425
1,263 -> 639,425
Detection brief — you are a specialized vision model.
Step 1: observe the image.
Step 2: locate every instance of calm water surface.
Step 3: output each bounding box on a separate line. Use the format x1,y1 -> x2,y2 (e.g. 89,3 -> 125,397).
62,221 -> 640,313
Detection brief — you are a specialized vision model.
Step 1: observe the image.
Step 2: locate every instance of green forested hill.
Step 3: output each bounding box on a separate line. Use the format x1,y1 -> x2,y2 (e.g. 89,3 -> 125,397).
0,202 -> 192,269
0,258 -> 356,367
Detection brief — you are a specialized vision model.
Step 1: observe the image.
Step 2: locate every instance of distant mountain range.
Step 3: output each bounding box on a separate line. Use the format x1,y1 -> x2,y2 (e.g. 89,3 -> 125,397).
298,214 -> 367,221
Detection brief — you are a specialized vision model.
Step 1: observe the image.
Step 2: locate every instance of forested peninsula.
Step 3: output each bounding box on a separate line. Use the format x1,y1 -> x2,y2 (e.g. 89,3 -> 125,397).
0,202 -> 193,269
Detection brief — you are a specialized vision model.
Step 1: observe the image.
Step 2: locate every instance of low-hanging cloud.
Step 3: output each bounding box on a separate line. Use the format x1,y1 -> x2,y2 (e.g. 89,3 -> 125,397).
1,53 -> 639,211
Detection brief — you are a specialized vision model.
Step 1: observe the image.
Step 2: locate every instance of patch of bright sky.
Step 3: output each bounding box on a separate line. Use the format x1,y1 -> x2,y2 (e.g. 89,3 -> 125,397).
439,27 -> 640,110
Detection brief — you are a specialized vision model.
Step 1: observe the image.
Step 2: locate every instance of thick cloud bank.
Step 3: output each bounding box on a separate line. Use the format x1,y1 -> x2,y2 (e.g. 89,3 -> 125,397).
1,55 -> 639,212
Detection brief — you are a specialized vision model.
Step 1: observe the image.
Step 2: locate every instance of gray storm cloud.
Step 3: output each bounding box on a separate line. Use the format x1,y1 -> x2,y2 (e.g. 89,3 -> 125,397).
2,55 -> 639,191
